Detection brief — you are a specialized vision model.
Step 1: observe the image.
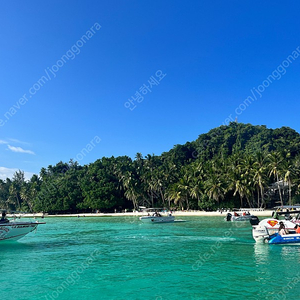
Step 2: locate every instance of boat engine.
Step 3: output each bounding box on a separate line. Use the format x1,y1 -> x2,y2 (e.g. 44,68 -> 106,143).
252,224 -> 270,243
249,216 -> 260,226
226,213 -> 232,221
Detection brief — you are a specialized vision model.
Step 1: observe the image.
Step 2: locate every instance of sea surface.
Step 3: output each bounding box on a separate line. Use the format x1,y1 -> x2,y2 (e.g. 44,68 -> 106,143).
1,216 -> 300,300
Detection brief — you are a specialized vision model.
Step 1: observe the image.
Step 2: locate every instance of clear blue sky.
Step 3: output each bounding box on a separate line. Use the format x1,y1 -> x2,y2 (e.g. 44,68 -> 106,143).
1,0 -> 300,179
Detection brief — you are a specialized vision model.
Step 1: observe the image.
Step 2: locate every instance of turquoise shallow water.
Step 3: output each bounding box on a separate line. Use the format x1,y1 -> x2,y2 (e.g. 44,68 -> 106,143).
1,216 -> 300,300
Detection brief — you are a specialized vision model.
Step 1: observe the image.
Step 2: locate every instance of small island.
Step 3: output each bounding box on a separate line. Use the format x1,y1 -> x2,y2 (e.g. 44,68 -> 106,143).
1,123 -> 299,215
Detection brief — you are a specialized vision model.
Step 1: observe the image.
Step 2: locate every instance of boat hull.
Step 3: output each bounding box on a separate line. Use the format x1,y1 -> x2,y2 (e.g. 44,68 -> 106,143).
139,216 -> 175,223
231,215 -> 253,221
269,233 -> 300,244
0,222 -> 43,241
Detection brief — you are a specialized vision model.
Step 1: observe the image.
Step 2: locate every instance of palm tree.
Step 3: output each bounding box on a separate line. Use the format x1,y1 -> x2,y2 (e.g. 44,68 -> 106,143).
239,154 -> 256,207
253,152 -> 267,208
293,155 -> 300,200
152,172 -> 166,207
190,175 -> 204,207
0,179 -> 10,209
20,183 -> 33,212
233,178 -> 252,208
268,151 -> 284,206
124,186 -> 139,210
167,184 -> 182,209
204,169 -> 225,205
122,171 -> 140,210
282,159 -> 295,205
177,174 -> 192,210
8,183 -> 21,211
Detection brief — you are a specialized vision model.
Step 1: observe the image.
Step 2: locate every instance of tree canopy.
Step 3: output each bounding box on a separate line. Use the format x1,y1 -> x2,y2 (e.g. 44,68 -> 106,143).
2,122 -> 300,213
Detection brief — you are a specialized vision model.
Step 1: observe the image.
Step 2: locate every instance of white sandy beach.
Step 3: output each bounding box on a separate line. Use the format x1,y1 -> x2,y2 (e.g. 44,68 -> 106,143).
8,210 -> 273,218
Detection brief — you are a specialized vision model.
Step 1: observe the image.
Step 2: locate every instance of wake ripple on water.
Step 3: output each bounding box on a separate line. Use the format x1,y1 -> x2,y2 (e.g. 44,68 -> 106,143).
181,235 -> 236,242
111,234 -> 237,244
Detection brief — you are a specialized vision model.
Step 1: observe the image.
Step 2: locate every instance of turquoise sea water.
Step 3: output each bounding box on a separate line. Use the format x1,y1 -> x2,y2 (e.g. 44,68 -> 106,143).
1,216 -> 300,300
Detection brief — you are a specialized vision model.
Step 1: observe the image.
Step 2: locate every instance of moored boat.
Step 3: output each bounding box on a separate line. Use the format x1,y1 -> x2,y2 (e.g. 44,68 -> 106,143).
225,212 -> 253,222
252,218 -> 300,244
271,205 -> 300,224
139,208 -> 175,223
0,211 -> 45,241
249,205 -> 300,244
139,214 -> 175,223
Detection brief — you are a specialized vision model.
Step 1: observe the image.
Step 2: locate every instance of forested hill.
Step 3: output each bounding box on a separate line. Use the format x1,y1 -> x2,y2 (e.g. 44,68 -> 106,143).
164,123 -> 300,164
2,122 -> 300,213
194,123 -> 300,159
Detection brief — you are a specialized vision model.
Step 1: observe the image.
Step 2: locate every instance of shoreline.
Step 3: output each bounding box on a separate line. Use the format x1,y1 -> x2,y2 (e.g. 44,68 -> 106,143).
8,210 -> 273,218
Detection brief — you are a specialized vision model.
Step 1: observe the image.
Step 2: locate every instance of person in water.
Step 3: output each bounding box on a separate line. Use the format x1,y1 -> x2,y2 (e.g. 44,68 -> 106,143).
278,222 -> 288,236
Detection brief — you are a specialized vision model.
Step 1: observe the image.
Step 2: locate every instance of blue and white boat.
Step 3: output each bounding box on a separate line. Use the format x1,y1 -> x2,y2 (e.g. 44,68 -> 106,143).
252,218 -> 300,244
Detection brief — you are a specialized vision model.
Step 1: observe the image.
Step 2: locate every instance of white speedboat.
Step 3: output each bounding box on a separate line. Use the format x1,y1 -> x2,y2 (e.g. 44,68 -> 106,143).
0,213 -> 45,241
139,214 -> 175,223
251,218 -> 300,244
250,206 -> 300,244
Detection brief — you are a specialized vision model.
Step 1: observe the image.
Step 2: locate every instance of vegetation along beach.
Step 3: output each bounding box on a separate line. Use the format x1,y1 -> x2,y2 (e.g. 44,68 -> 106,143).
2,123 -> 300,214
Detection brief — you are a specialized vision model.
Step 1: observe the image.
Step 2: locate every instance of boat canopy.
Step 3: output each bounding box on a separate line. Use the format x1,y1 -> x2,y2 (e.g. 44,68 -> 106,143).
273,205 -> 300,209
139,207 -> 169,212
275,210 -> 300,215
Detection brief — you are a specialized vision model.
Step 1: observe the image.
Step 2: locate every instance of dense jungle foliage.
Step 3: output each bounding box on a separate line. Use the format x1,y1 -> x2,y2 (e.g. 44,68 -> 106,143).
2,122 -> 300,213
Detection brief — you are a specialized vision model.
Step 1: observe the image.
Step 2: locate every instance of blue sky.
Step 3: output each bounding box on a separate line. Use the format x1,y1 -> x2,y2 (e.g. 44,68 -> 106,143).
1,0 -> 300,180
